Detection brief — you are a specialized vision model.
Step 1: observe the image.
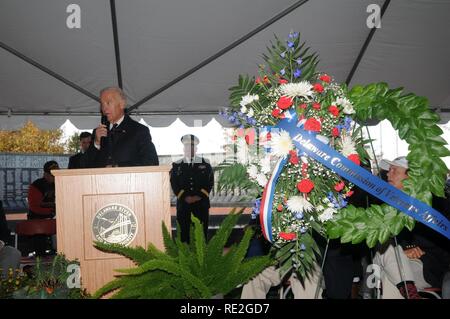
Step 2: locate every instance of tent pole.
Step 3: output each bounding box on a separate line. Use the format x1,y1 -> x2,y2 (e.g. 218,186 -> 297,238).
128,0 -> 310,112
0,40 -> 99,102
345,0 -> 391,86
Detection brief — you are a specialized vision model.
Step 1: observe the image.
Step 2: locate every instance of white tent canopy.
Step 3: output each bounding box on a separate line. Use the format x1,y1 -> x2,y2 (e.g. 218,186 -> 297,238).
1,0 -> 450,129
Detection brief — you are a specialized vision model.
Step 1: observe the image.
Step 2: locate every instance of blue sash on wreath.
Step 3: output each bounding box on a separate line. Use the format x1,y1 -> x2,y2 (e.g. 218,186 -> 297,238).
260,110 -> 450,241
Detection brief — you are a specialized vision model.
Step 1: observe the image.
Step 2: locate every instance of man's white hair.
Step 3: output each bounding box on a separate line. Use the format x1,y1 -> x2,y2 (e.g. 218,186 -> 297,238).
100,86 -> 126,102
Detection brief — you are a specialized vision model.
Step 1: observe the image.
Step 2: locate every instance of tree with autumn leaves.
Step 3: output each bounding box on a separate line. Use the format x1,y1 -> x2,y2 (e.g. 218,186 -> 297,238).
0,121 -> 66,154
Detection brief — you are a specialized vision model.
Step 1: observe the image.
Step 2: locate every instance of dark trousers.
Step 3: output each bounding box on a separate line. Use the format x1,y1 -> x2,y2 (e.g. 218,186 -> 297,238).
176,202 -> 209,243
316,236 -> 363,299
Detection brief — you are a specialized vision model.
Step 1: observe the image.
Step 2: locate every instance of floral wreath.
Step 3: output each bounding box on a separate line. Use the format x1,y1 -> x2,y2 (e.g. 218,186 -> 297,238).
219,32 -> 450,276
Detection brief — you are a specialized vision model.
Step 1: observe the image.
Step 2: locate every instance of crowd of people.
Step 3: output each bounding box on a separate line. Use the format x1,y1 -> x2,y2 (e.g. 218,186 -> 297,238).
1,86 -> 449,299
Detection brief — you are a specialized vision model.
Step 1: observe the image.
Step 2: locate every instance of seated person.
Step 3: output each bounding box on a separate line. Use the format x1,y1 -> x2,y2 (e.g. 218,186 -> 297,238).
0,200 -> 21,278
377,157 -> 450,298
28,161 -> 59,219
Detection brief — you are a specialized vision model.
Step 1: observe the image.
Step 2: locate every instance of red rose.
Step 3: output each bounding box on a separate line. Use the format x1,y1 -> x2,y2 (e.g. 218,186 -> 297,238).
328,105 -> 339,117
245,134 -> 255,145
277,203 -> 283,212
297,179 -> 314,193
319,74 -> 331,83
334,181 -> 345,192
345,190 -> 354,197
332,127 -> 340,137
271,108 -> 282,117
304,118 -> 321,132
313,83 -> 324,93
289,150 -> 299,165
347,154 -> 361,166
279,232 -> 297,241
312,102 -> 321,110
277,96 -> 293,110
279,78 -> 288,84
299,103 -> 307,109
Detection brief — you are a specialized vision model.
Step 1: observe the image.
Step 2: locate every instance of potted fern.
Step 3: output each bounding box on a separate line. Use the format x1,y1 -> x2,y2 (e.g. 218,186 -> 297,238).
93,209 -> 273,299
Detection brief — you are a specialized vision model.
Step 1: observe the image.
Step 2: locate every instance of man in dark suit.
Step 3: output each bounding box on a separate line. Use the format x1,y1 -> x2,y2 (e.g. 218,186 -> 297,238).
68,131 -> 92,169
86,87 -> 159,167
170,134 -> 214,243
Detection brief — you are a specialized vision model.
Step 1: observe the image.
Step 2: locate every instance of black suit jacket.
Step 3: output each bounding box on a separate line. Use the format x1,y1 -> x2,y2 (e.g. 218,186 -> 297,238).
86,115 -> 159,167
68,152 -> 88,169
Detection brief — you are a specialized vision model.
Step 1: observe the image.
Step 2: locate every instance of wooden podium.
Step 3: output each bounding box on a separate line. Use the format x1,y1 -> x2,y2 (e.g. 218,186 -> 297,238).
53,166 -> 172,294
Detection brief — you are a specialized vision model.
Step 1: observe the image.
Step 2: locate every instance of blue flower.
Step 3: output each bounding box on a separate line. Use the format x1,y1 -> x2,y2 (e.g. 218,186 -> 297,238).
238,112 -> 244,117
344,116 -> 352,131
296,58 -> 303,65
248,118 -> 257,126
300,243 -> 306,250
293,68 -> 302,78
300,226 -> 307,234
280,68 -> 286,76
280,52 -> 286,58
295,212 -> 304,220
288,32 -> 299,39
234,119 -> 241,126
228,115 -> 236,122
287,41 -> 295,49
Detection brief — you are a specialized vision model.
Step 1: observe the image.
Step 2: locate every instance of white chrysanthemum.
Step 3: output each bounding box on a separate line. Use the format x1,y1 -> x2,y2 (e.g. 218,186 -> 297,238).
240,105 -> 247,114
286,196 -> 314,213
247,165 -> 258,179
239,93 -> 259,107
270,130 -> 293,157
340,135 -> 356,156
280,81 -> 313,99
334,97 -> 355,114
318,207 -> 336,222
247,108 -> 254,117
256,173 -> 268,187
260,156 -> 271,174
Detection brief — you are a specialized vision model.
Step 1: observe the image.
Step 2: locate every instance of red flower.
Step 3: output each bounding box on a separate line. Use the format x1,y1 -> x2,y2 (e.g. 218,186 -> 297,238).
304,118 -> 321,132
277,96 -> 293,110
266,132 -> 272,141
299,103 -> 307,109
289,150 -> 299,165
328,105 -> 339,117
313,83 -> 324,93
271,108 -> 282,118
263,75 -> 270,84
332,127 -> 340,137
255,77 -> 261,84
279,232 -> 297,241
319,74 -> 331,83
334,181 -> 345,192
245,133 -> 255,145
279,78 -> 288,84
345,190 -> 354,197
297,179 -> 314,193
312,102 -> 321,110
347,154 -> 361,166
277,203 -> 283,212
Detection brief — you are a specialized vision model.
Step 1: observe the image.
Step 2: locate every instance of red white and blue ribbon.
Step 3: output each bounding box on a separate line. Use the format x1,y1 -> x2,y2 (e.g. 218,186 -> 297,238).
259,156 -> 287,242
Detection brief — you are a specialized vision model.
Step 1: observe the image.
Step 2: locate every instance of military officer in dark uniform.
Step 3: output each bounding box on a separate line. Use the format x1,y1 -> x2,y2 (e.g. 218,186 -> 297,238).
170,134 -> 214,243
